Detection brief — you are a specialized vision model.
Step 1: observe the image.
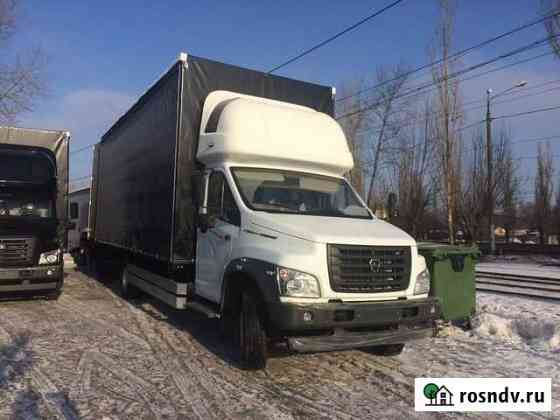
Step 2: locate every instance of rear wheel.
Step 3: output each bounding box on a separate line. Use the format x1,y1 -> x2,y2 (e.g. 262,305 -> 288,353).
367,343 -> 405,356
239,289 -> 268,370
120,267 -> 141,300
75,250 -> 87,267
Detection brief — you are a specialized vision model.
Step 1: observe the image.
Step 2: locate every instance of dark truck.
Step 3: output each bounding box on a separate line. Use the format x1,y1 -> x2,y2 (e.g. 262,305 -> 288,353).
0,126 -> 70,299
85,53 -> 439,369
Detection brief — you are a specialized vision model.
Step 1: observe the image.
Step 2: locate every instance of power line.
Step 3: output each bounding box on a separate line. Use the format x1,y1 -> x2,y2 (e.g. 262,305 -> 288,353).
267,0 -> 405,73
337,34 -> 558,121
70,143 -> 96,155
359,78 -> 560,136
336,10 -> 560,103
517,154 -> 560,160
354,49 -> 555,135
69,175 -> 91,182
513,135 -> 560,145
461,75 -> 560,108
493,104 -> 560,120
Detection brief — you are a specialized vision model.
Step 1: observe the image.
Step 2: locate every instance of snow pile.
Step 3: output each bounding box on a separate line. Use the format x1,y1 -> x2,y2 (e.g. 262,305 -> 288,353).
473,296 -> 560,353
549,333 -> 560,353
437,323 -> 469,338
475,313 -> 516,340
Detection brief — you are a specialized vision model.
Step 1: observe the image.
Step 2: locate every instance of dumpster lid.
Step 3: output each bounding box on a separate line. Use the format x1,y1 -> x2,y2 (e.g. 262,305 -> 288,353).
417,242 -> 480,259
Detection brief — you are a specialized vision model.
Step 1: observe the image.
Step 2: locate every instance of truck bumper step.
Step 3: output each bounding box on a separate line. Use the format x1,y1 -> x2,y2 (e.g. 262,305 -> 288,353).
287,324 -> 433,353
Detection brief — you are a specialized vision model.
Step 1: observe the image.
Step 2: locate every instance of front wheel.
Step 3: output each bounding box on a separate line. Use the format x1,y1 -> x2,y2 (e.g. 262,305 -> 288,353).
120,267 -> 141,300
45,290 -> 62,301
239,289 -> 268,370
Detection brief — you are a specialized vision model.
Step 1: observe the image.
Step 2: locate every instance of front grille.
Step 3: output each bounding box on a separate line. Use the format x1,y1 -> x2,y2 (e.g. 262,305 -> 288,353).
328,244 -> 411,293
0,238 -> 35,267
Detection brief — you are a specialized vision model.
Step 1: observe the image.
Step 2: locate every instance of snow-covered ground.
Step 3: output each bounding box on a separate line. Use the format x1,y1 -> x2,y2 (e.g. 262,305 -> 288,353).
0,261 -> 558,419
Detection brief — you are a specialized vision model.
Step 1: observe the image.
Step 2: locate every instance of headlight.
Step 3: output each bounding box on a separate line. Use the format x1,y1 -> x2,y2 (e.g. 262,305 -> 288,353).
414,268 -> 431,295
277,267 -> 320,298
39,249 -> 60,265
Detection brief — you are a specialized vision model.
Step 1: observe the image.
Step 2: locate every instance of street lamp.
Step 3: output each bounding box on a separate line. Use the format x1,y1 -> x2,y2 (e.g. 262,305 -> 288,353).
486,80 -> 528,255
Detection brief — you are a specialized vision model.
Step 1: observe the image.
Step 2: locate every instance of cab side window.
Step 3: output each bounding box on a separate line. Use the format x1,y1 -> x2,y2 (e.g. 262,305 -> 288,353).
207,172 -> 240,226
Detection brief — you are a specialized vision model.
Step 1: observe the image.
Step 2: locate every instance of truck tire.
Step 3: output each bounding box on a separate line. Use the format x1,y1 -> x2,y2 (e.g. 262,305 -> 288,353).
45,290 -> 62,301
75,251 -> 87,267
120,267 -> 141,300
239,289 -> 267,370
367,343 -> 405,356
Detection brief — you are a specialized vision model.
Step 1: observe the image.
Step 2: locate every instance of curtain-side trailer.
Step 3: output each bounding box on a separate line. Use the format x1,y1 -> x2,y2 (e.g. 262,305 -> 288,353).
86,53 -> 440,369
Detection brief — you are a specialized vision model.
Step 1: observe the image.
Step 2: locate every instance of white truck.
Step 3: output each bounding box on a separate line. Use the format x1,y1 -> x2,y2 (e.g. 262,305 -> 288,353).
67,186 -> 90,265
85,53 -> 439,369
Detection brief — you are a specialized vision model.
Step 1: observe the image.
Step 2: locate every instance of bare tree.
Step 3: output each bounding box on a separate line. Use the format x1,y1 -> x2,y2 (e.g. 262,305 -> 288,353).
456,127 -> 516,244
430,0 -> 463,244
0,0 -> 47,123
534,143 -> 554,245
542,0 -> 560,59
457,130 -> 489,244
337,81 -> 367,196
364,63 -> 409,208
498,137 -> 520,243
388,98 -> 438,238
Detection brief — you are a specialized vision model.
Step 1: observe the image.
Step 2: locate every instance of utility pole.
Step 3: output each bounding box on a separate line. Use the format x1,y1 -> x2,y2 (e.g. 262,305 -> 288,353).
486,89 -> 495,255
485,81 -> 527,255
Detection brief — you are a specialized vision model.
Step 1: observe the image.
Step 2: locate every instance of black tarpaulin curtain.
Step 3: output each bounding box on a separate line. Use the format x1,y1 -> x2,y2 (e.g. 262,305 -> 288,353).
92,54 -> 334,264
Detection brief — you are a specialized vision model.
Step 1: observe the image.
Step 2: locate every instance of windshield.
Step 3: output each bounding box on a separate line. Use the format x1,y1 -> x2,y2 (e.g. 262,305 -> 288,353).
0,192 -> 55,219
231,167 -> 372,219
0,152 -> 55,184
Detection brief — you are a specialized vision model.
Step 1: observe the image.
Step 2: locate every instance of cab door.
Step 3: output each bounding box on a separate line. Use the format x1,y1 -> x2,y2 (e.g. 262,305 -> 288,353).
195,170 -> 241,303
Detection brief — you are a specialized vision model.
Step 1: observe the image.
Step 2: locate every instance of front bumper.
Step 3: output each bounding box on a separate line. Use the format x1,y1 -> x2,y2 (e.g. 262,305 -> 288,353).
267,297 -> 440,352
0,265 -> 62,292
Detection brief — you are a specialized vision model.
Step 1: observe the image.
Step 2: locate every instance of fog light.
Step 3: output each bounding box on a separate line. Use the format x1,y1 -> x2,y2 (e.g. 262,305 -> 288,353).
47,270 -> 53,276
303,311 -> 313,322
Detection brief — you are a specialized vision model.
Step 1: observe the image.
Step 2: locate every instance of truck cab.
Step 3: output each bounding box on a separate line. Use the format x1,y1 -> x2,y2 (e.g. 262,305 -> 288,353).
194,91 -> 439,367
0,128 -> 70,299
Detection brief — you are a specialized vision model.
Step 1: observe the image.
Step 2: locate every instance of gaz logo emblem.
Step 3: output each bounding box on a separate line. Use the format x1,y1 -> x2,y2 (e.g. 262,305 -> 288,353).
368,257 -> 381,273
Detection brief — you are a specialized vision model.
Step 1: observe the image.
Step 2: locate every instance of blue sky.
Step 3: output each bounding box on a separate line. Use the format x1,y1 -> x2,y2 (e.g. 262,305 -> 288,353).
12,0 -> 560,198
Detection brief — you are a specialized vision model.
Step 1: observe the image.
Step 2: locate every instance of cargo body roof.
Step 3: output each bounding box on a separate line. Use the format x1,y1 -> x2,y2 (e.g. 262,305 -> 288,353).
91,53 -> 335,265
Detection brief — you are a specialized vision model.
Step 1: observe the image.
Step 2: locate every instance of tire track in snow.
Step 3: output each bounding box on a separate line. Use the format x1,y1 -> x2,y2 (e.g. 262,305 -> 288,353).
29,366 -> 80,420
125,303 -> 221,420
0,322 -> 79,420
75,349 -> 176,419
155,308 -> 370,419
150,309 -> 355,419
56,299 -> 151,351
157,322 -> 294,420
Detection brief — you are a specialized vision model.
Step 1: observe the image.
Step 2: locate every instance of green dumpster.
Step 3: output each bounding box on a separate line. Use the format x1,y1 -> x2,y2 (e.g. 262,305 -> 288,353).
417,243 -> 480,324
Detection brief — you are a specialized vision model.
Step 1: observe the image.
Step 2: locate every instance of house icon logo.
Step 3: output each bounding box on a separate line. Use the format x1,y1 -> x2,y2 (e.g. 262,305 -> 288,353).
423,383 -> 454,407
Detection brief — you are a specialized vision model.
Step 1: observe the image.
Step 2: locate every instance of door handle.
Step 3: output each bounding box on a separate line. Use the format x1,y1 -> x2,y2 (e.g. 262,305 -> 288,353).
224,234 -> 231,241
